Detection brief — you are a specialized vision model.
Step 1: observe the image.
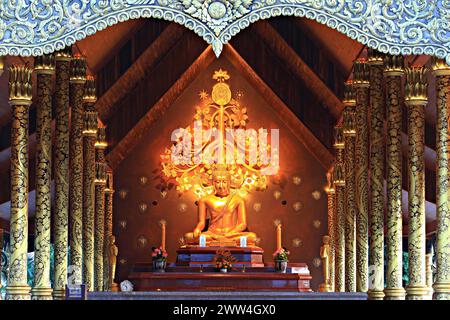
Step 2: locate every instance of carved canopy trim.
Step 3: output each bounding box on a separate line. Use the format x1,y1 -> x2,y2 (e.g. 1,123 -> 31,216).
0,1 -> 449,64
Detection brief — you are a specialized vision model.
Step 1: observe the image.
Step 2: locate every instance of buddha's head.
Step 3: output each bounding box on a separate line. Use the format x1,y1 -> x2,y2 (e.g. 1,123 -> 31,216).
212,165 -> 231,197
322,235 -> 330,245
110,235 -> 116,244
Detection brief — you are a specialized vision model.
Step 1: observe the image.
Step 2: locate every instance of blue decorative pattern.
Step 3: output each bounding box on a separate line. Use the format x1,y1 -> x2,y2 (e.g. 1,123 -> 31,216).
0,1 -> 449,63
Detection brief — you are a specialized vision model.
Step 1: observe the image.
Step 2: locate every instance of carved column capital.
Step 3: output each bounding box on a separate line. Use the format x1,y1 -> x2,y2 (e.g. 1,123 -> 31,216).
367,48 -> 385,66
353,59 -> 370,88
383,55 -> 404,77
70,55 -> 87,84
431,57 -> 450,77
55,47 -> 72,62
34,54 -> 55,75
8,65 -> 33,106
405,66 -> 429,105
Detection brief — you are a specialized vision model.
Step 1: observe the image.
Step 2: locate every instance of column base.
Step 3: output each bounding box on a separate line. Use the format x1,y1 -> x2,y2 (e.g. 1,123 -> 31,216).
384,287 -> 406,300
318,283 -> 333,292
406,285 -> 429,300
367,289 -> 385,300
6,285 -> 31,300
31,287 -> 53,300
433,281 -> 450,300
52,288 -> 66,300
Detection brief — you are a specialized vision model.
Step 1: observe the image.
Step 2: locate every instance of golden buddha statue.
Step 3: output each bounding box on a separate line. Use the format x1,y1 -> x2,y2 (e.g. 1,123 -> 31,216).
184,166 -> 257,246
319,235 -> 332,292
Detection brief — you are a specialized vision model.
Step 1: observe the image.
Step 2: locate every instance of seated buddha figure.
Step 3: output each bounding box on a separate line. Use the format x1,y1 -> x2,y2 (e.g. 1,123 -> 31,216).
184,167 -> 257,246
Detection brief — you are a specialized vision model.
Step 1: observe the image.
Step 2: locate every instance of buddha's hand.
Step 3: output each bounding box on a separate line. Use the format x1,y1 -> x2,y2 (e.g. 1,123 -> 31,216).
193,229 -> 201,238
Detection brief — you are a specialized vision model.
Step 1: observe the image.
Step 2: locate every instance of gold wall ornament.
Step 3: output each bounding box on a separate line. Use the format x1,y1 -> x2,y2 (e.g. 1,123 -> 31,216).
367,53 -> 384,298
292,176 -> 302,185
313,220 -> 322,229
118,189 -> 128,199
405,66 -> 429,300
273,190 -> 281,200
32,55 -> 55,300
312,190 -> 321,200
7,64 -> 33,300
178,203 -> 188,213
273,219 -> 281,227
53,47 -> 72,300
431,58 -> 450,300
119,220 -> 127,229
253,202 -> 262,212
160,69 -> 277,199
69,55 -> 86,286
139,176 -> 148,186
138,202 -> 148,213
383,54 -> 406,300
137,235 -> 148,248
292,201 -> 303,212
119,259 -> 127,265
313,257 -> 322,268
160,190 -> 168,199
292,238 -> 303,248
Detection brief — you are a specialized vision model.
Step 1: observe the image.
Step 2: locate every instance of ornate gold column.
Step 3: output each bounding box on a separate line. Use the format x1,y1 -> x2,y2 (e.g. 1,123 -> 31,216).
32,54 -> 55,300
103,168 -> 114,291
368,51 -> 386,299
383,54 -> 406,300
333,126 -> 345,292
431,58 -> 450,300
6,65 -> 33,300
53,47 -> 72,299
426,248 -> 434,299
405,66 -> 429,300
82,77 -> 98,291
342,81 -> 357,292
94,128 -> 107,291
325,167 -> 335,291
69,56 -> 86,285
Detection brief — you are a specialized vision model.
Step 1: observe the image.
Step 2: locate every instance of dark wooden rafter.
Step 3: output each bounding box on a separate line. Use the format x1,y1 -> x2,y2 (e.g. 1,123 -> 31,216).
96,24 -> 186,122
252,21 -> 343,119
106,46 -> 216,169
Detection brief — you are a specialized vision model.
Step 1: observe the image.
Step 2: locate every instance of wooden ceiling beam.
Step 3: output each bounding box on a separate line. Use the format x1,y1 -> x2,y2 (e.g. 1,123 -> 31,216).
252,21 -> 343,120
96,23 -> 186,122
106,46 -> 216,169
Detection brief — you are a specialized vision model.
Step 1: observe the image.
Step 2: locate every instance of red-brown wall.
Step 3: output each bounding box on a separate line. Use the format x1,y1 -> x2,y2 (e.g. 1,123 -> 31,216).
113,57 -> 328,290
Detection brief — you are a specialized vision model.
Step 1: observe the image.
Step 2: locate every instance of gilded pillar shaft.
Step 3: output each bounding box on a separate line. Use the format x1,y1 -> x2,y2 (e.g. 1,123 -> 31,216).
342,100 -> 356,292
405,66 -> 428,300
327,186 -> 335,291
32,54 -> 55,300
103,170 -> 114,291
344,133 -> 356,292
432,59 -> 450,300
7,65 -> 33,300
53,49 -> 71,299
384,55 -> 405,300
69,57 -> 86,284
94,128 -> 107,291
82,78 -> 97,292
354,59 -> 370,295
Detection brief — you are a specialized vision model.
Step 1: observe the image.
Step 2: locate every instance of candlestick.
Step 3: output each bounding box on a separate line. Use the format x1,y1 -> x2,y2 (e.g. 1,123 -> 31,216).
160,220 -> 166,251
276,224 -> 282,250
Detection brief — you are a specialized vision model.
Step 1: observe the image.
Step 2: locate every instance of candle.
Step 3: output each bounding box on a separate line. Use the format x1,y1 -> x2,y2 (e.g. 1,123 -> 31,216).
276,224 -> 282,250
161,221 -> 166,251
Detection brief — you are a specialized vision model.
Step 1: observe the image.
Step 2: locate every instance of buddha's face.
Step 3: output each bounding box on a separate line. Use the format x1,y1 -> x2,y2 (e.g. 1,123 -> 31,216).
110,236 -> 116,244
213,172 -> 230,197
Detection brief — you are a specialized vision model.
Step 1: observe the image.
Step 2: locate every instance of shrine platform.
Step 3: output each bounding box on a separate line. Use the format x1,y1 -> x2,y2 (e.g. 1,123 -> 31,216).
128,246 -> 313,293
88,291 -> 368,300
